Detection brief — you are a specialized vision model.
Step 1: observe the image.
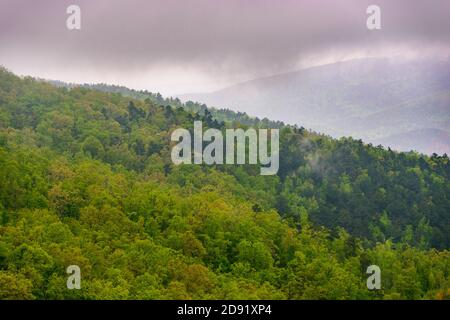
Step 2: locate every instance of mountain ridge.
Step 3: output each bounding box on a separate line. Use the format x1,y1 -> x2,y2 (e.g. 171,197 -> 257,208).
180,57 -> 450,155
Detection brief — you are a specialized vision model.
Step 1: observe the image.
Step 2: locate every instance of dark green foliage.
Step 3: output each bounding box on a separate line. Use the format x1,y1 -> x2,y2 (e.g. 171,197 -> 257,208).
0,67 -> 449,299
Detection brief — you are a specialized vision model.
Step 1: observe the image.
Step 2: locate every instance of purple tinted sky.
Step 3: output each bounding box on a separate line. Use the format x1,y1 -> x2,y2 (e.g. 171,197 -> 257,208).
0,0 -> 449,94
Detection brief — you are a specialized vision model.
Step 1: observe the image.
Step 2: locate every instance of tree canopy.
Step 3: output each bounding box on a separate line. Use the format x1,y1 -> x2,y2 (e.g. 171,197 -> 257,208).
0,67 -> 448,299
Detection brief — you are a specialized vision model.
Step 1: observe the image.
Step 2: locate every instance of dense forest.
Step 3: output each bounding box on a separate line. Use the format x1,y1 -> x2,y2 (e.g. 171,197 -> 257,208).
0,67 -> 449,299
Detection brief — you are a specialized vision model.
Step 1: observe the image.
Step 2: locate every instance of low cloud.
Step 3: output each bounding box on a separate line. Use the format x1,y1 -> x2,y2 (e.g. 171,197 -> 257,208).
1,0 -> 449,94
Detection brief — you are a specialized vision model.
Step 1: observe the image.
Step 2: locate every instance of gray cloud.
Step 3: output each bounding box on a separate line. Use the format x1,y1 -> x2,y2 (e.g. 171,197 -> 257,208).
1,0 -> 449,94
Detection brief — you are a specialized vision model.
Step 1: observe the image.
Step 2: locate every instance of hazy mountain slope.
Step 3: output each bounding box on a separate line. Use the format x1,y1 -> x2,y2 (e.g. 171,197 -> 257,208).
373,128 -> 450,155
180,58 -> 450,155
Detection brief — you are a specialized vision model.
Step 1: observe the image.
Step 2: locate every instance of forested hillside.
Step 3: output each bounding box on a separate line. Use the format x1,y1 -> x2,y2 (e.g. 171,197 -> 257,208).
1,67 -> 449,299
63,78 -> 450,249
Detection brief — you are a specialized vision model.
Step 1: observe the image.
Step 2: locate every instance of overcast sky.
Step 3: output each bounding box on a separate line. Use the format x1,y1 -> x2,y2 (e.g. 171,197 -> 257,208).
0,0 -> 449,95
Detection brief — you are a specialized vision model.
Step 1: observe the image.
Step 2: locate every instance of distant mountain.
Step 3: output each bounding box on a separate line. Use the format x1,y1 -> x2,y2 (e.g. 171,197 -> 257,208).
373,128 -> 450,155
180,58 -> 450,155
